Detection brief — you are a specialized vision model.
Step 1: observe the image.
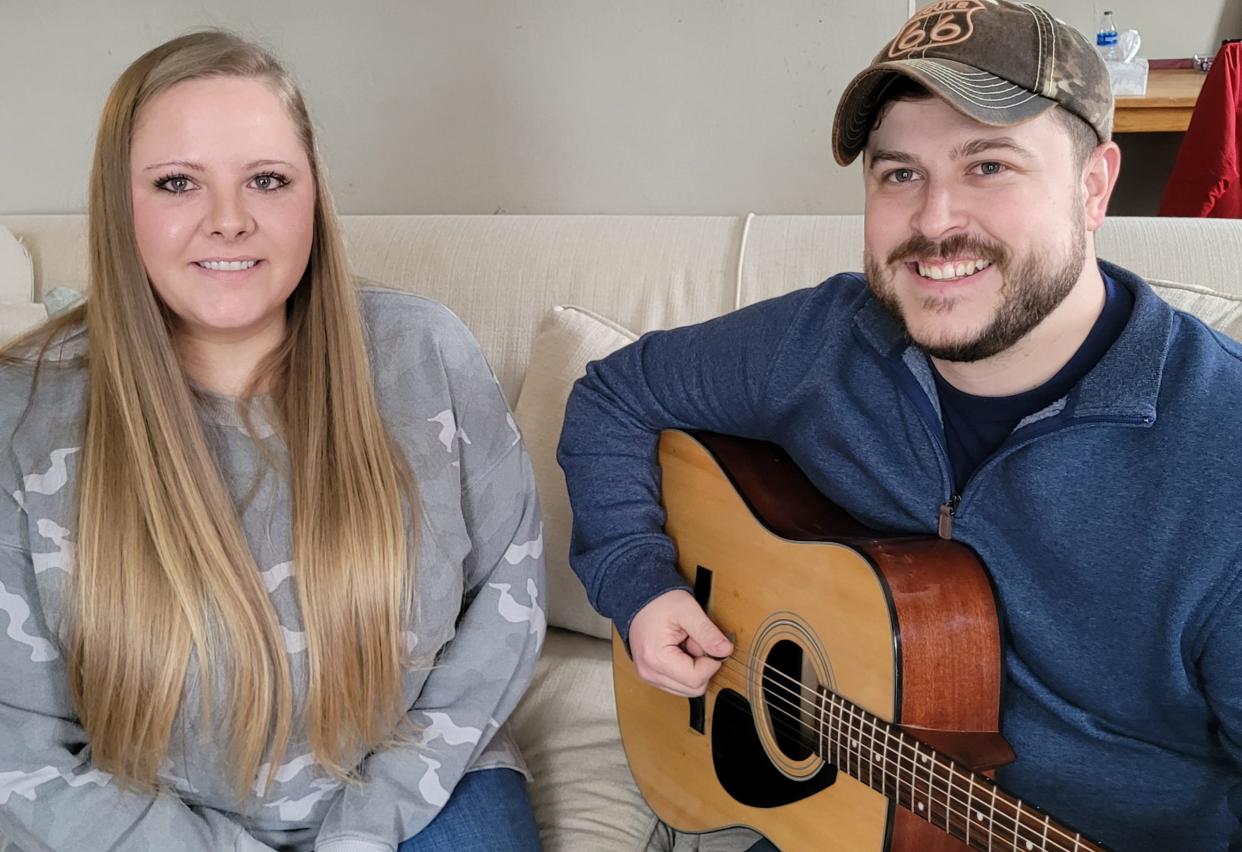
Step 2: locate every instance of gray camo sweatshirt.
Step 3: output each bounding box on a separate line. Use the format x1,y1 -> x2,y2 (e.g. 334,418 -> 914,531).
0,289 -> 546,852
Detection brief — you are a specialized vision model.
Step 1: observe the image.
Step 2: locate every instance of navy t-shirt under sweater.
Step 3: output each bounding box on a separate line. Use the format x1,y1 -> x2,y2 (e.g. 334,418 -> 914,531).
934,273 -> 1134,491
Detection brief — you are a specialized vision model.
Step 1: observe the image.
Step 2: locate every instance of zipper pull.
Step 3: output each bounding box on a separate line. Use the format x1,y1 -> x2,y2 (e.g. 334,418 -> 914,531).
938,495 -> 961,540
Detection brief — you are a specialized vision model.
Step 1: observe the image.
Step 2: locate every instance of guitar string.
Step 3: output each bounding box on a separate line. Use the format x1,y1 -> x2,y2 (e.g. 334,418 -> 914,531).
703,663 -> 1065,852
703,659 -> 1080,852
717,651 -> 1091,852
702,655 -> 1086,852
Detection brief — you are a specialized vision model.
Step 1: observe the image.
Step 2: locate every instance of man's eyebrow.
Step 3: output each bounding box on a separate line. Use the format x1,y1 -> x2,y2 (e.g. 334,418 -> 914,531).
868,149 -> 920,168
953,137 -> 1037,159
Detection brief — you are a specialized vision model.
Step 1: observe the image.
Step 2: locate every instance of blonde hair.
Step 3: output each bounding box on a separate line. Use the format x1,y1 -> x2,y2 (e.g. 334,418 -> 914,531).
3,31 -> 415,793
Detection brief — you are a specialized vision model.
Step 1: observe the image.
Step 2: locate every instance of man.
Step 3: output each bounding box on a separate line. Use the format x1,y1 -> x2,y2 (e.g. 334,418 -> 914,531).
557,2 -> 1242,850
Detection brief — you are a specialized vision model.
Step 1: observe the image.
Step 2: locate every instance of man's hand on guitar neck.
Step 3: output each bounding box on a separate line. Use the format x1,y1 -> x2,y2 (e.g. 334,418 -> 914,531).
629,589 -> 735,696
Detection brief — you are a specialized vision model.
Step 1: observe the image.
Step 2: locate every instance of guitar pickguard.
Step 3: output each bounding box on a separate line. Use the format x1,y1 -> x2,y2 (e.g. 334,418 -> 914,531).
711,687 -> 838,807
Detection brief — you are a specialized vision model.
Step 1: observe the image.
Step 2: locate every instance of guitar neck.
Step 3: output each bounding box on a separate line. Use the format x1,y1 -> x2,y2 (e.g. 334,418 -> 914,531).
814,689 -> 1106,852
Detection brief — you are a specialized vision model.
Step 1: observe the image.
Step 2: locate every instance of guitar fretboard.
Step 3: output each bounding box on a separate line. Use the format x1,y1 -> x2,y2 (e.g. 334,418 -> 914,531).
811,688 -> 1107,852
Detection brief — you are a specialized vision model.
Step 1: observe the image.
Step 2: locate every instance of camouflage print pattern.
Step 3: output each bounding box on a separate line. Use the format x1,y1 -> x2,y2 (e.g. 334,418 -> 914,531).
833,0 -> 1114,165
0,289 -> 545,852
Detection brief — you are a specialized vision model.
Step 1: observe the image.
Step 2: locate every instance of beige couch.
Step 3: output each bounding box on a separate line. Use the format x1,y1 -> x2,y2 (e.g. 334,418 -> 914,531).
2,214 -> 1241,852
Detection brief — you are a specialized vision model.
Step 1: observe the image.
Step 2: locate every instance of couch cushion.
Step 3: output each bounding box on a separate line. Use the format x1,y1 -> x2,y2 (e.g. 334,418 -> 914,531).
342,215 -> 742,403
509,628 -> 659,852
0,303 -> 49,344
514,306 -> 638,640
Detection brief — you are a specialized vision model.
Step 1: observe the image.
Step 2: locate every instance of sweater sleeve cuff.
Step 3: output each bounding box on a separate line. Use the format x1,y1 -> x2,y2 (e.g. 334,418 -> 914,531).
593,543 -> 691,642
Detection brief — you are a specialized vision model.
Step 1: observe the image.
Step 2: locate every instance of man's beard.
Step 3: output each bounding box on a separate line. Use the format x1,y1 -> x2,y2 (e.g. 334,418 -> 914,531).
864,222 -> 1087,363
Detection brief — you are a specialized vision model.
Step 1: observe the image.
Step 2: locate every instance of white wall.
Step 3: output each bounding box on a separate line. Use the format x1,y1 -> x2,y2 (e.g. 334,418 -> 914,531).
2,0 -> 1237,216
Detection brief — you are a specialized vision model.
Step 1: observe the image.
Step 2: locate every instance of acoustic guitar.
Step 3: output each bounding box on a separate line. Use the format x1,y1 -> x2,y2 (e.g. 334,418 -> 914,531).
611,430 -> 1110,852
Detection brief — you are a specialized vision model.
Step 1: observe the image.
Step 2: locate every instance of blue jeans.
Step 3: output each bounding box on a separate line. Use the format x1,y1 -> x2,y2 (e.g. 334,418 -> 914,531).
397,768 -> 541,852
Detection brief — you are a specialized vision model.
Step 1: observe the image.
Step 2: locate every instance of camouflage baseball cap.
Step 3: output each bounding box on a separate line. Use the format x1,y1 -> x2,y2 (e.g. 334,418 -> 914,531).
832,0 -> 1113,165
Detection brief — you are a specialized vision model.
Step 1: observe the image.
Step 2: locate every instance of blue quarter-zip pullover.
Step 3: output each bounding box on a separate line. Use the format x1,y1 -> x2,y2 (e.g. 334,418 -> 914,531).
557,261 -> 1242,851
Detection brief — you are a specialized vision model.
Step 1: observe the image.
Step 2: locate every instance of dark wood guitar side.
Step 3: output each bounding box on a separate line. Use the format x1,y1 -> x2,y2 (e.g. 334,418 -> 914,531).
611,430 -> 1109,852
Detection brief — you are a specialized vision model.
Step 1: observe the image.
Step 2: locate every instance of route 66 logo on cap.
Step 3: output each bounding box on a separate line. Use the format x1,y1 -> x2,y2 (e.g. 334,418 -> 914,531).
888,0 -> 987,58
832,0 -> 1113,165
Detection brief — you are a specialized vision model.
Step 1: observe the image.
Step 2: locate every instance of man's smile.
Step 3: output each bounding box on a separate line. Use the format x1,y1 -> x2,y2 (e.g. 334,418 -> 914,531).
907,258 -> 994,282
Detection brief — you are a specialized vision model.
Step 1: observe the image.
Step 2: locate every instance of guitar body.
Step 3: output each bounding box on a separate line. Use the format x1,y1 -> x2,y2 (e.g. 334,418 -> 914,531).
612,430 -> 1004,852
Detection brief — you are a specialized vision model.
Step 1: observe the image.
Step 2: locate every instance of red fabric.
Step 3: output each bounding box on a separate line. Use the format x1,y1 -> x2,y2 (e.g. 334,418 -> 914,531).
1159,43 -> 1242,218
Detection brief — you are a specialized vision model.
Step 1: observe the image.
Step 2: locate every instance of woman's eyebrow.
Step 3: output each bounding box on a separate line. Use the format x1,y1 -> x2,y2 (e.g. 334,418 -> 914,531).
245,159 -> 300,171
141,159 -> 300,172
143,159 -> 205,172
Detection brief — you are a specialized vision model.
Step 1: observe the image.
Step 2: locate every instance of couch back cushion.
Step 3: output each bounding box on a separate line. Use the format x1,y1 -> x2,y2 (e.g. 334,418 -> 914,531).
738,215 -> 1242,307
343,216 -> 742,400
738,215 -> 1242,344
4,213 -> 1241,395
0,215 -> 745,402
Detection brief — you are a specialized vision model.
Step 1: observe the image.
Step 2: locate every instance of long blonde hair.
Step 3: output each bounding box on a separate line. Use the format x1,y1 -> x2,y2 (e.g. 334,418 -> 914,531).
4,31 -> 415,793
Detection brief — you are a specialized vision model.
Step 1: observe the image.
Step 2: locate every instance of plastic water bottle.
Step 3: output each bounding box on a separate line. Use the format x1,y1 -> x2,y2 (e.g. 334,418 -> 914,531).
1096,11 -> 1120,61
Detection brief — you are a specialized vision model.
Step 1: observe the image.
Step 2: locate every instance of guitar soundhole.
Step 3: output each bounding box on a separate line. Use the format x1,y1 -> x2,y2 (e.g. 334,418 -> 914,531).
764,639 -> 816,762
707,615 -> 838,809
710,688 -> 837,809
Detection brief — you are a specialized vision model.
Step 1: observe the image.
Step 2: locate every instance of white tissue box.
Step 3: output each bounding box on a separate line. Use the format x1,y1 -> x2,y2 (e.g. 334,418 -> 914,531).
1105,58 -> 1149,96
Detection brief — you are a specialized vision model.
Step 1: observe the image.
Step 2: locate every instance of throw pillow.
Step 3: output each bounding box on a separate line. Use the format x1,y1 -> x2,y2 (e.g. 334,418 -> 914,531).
1150,279 -> 1242,341
0,226 -> 34,305
514,305 -> 638,641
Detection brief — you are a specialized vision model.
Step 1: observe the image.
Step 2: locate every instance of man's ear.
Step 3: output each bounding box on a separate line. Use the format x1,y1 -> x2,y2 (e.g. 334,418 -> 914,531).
1083,141 -> 1121,231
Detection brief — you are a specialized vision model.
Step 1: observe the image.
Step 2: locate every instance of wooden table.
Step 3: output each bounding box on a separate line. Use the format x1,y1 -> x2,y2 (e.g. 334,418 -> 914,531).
1114,68 -> 1207,133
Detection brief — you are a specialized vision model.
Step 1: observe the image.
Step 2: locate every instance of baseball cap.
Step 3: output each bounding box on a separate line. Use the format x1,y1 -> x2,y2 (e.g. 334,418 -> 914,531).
832,0 -> 1113,165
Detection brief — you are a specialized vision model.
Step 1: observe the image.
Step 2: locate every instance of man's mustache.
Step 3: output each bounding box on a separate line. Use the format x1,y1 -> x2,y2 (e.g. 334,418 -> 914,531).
886,233 -> 1010,268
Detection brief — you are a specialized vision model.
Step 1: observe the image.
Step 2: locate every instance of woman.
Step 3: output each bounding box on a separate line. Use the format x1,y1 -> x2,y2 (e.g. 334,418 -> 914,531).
0,31 -> 544,852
